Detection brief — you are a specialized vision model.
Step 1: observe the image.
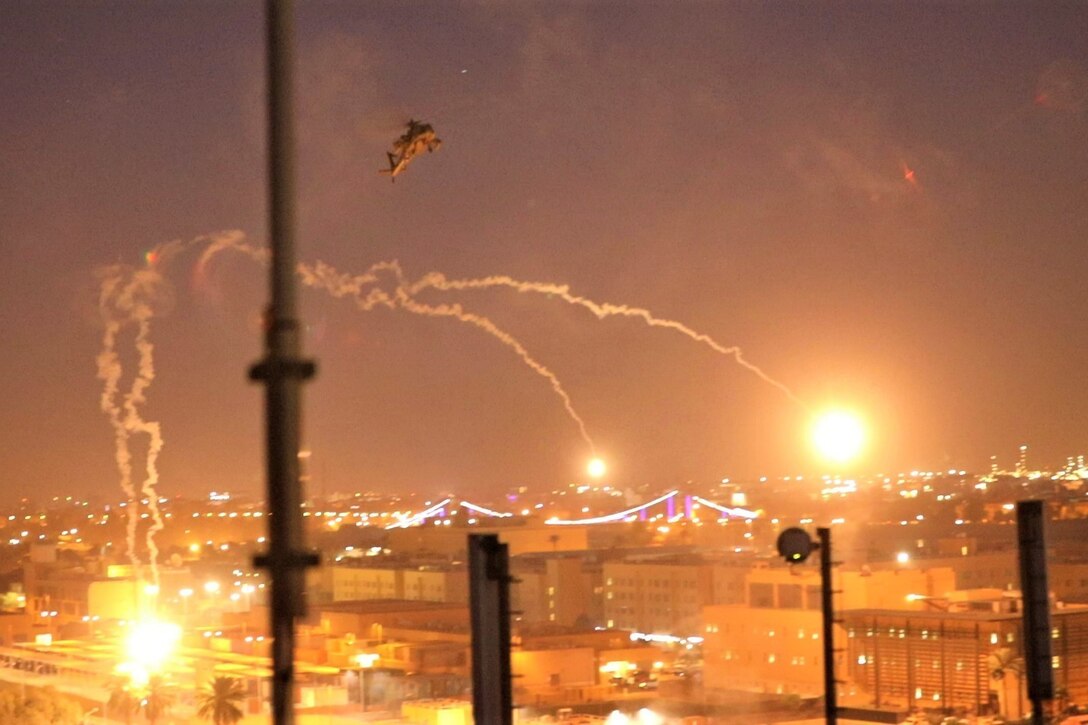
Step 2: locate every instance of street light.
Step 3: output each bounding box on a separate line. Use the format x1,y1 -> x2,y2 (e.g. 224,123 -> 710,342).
776,527 -> 837,725
354,653 -> 378,710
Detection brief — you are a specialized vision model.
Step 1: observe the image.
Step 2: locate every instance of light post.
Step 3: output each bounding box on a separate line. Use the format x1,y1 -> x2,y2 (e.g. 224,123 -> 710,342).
777,527 -> 838,725
790,408 -> 866,723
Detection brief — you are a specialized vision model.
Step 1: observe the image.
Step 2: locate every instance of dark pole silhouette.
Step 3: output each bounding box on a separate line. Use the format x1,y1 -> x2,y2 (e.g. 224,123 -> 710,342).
252,2 -> 318,724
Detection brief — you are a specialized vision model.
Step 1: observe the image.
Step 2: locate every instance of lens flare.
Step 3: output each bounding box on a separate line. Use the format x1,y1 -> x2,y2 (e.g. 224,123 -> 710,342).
811,410 -> 865,464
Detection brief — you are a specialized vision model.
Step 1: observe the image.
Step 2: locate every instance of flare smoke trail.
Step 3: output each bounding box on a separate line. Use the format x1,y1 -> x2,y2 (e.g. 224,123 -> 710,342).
407,273 -> 806,409
97,263 -> 166,584
200,233 -> 803,454
123,304 -> 165,587
95,234 -> 234,587
199,237 -> 597,452
299,260 -> 596,451
95,278 -> 140,573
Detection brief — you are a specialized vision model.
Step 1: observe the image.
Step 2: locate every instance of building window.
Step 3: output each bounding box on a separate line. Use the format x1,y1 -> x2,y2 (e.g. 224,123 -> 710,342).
1053,656 -> 1061,669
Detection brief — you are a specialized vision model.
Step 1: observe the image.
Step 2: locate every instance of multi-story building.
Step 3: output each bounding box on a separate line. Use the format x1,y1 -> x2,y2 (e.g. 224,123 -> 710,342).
511,554 -> 601,627
312,564 -> 467,604
843,596 -> 1088,720
603,556 -> 714,635
702,563 -> 956,696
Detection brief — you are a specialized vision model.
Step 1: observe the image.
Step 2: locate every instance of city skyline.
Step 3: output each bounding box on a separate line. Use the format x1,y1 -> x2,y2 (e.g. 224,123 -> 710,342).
1,3 -> 1087,506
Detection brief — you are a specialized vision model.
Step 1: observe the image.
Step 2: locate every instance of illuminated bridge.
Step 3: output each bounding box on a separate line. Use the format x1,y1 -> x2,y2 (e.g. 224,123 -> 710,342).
384,491 -> 756,529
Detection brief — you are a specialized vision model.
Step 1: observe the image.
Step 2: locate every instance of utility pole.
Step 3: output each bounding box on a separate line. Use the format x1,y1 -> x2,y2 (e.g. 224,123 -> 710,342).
251,2 -> 318,725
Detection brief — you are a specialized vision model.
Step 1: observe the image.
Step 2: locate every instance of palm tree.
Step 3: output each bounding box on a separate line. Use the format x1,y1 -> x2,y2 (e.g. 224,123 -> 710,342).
197,676 -> 247,725
106,677 -> 141,725
142,675 -> 174,725
988,647 -> 1025,719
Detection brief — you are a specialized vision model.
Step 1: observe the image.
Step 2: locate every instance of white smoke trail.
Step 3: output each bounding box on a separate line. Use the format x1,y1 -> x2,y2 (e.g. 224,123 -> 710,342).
122,307 -> 165,588
199,234 -> 804,460
407,273 -> 807,410
391,290 -> 596,452
95,307 -> 140,572
96,265 -> 161,580
200,237 -> 598,452
95,235 -> 213,588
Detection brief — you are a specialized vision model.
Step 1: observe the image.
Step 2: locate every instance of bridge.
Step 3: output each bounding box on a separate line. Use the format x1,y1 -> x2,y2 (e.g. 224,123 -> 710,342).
384,490 -> 756,529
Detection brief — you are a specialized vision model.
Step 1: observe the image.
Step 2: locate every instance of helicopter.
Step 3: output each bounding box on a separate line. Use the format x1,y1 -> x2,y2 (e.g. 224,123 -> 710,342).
380,119 -> 442,181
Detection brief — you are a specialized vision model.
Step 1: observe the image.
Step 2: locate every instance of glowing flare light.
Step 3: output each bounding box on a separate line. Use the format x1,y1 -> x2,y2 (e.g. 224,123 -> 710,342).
118,618 -> 181,686
811,410 -> 866,464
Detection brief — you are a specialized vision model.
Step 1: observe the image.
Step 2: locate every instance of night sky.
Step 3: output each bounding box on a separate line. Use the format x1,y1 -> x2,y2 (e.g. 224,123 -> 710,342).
1,2 -> 1086,505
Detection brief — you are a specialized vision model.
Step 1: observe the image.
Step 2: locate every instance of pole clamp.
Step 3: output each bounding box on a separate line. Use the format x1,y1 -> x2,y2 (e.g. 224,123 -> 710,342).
249,357 -> 317,381
254,550 -> 322,570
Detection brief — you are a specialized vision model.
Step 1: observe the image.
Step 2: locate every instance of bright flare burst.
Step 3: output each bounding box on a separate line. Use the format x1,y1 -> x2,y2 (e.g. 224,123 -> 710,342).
587,457 -> 607,478
119,619 -> 181,686
811,410 -> 866,464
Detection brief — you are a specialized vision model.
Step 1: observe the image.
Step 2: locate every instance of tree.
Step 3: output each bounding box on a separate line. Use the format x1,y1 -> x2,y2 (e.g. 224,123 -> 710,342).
142,675 -> 174,725
107,678 -> 140,725
988,647 -> 1025,719
197,676 -> 247,725
0,684 -> 81,725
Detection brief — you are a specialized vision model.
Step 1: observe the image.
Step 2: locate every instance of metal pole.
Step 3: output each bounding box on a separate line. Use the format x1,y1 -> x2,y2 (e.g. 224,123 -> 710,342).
818,527 -> 837,725
1017,500 -> 1053,725
469,534 -> 513,725
251,2 -> 318,725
